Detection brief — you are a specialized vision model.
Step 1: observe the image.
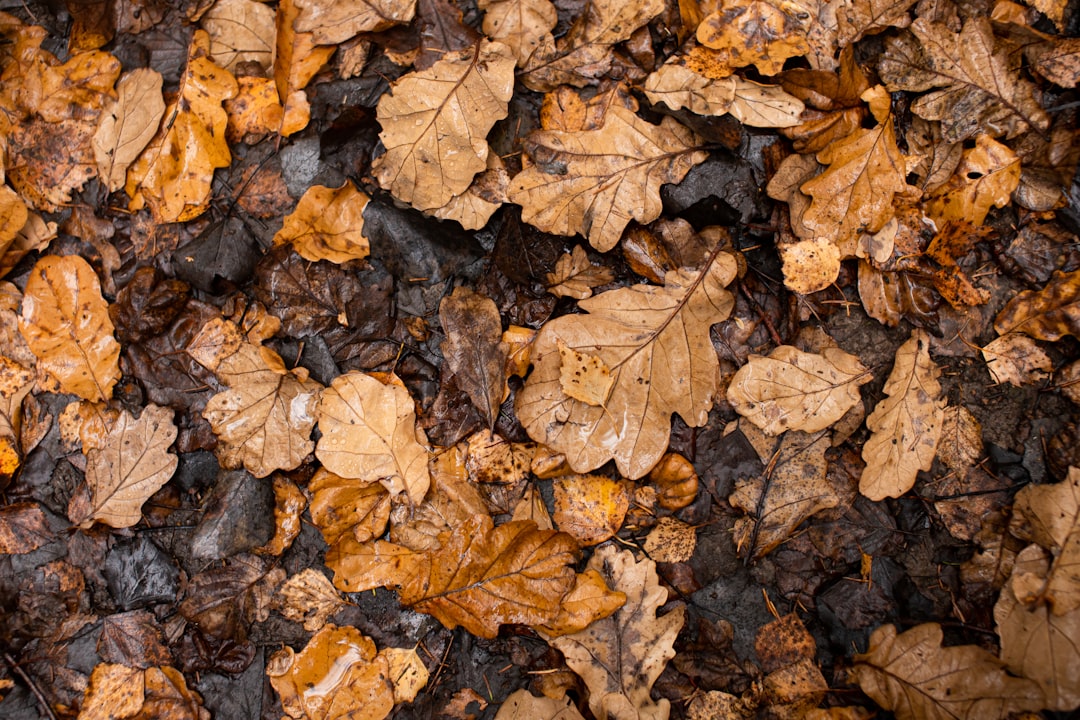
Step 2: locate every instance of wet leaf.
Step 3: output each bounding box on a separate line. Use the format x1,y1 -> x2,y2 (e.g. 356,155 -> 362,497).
643,517 -> 697,563
316,371 -> 432,504
495,689 -> 586,719
427,153 -> 510,230
727,345 -> 871,436
547,545 -> 685,720
696,0 -> 811,76
179,554 -> 283,640
516,253 -> 737,479
68,404 -> 178,529
309,467 -> 391,546
277,568 -> 346,632
19,254 -> 121,402
480,0 -> 556,67
994,269 -> 1080,341
273,0 -> 334,137
440,287 -> 508,429
80,663 -> 145,720
203,343 -> 322,478
93,68 -> 166,192
1012,467 -> 1080,615
648,452 -> 699,511
982,333 -> 1052,387
936,406 -> 983,474
546,245 -> 615,300
552,474 -> 632,546
273,182 -> 371,264
852,622 -> 1044,720
835,0 -> 918,46
0,502 -> 53,554
860,330 -> 945,500
98,610 -> 171,669
202,0 -> 275,73
373,39 -> 515,211
510,106 -> 708,252
294,0 -> 417,45
925,135 -> 1021,226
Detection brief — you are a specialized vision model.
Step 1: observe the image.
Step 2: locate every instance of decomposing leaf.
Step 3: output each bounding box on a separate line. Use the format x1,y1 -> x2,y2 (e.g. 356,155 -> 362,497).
479,0 -> 557,67
202,0 -> 275,72
696,0 -> 811,76
203,343 -> 322,478
93,68 -> 166,192
68,404 -> 178,529
180,553 -> 283,639
727,345 -> 870,436
851,623 -> 1044,720
925,135 -> 1021,226
994,269 -> 1080,341
516,253 -> 737,479
0,354 -> 33,483
272,182 -> 371,264
496,689 -> 586,720
546,245 -> 615,300
126,30 -> 238,223
373,39 -> 515,211
547,545 -> 685,720
80,663 -> 146,720
510,106 -> 708,252
440,287 -> 508,429
257,475 -> 307,556
316,371 -> 431,504
936,406 -> 983,474
643,517 -> 696,563
557,340 -> 615,407
835,0 -> 918,47
860,330 -> 945,501
293,0 -> 417,45
0,502 -> 53,554
1012,468 -> 1080,615
277,568 -> 346,632
98,610 -> 172,669
19,254 -> 121,402
982,334 -> 1052,387
552,474 -> 631,546
878,18 -> 1050,143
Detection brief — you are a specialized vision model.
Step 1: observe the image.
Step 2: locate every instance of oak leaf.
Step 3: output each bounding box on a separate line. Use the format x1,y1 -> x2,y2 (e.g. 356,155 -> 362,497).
510,105 -> 708,253
316,371 -> 431,505
547,545 -> 685,720
496,690 -> 586,720
645,64 -> 806,128
729,77 -> 807,128
1012,467 -> 1080,615
696,0 -> 811,76
277,568 -> 346,632
68,404 -> 178,529
203,343 -> 322,478
994,269 -> 1080,341
860,330 -> 945,501
851,622 -> 1045,720
727,345 -> 870,436
80,663 -> 146,720
878,18 -> 1050,143
19,254 -> 121,402
439,287 -> 508,429
936,406 -> 983,474
516,253 -> 738,479
293,0 -> 416,45
125,30 -> 238,224
202,0 -> 275,72
546,245 -> 615,300
372,40 -> 515,211
93,68 -> 166,193
179,553 -> 283,639
834,0 -> 918,47
982,334 -> 1052,387
273,183 -> 371,264
925,135 -> 1021,226
479,0 -> 557,67
427,153 -> 510,230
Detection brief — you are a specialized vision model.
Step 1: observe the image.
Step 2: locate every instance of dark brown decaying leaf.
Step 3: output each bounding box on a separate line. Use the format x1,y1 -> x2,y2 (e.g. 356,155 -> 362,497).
440,287 -> 508,429
0,502 -> 53,554
994,269 -> 1080,341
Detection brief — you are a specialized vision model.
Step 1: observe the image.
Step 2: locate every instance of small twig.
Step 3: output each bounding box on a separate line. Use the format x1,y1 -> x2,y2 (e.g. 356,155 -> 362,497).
738,281 -> 783,347
4,653 -> 58,720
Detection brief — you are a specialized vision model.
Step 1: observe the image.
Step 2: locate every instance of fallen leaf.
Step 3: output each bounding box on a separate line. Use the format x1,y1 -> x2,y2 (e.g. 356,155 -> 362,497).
93,68 -> 165,192
727,345 -> 871,436
273,182 -> 371,264
373,39 -> 515,211
936,406 -> 983,474
0,502 -> 53,554
835,0 -> 918,46
465,430 -> 534,513
860,330 -> 945,501
202,0 -> 275,72
510,105 -> 708,252
851,622 -> 1044,720
19,254 -> 121,402
1012,467 -> 1080,615
80,663 -> 145,720
546,245 -> 615,300
293,0 -> 416,44
557,340 -> 615,407
495,689 -> 586,719
516,253 -> 738,479
547,545 -> 685,720
479,0 -> 557,67
427,153 -> 510,230
644,63 -> 737,116
877,18 -> 1050,143
98,610 -> 172,669
552,474 -> 632,546
994,269 -> 1080,341
696,0 -> 811,76
982,333 -> 1052,387
643,517 -> 697,563
179,553 -> 283,639
777,236 -> 842,294
440,287 -> 508,429
534,567 -> 627,637
225,76 -> 290,143
925,135 -> 1021,226
68,404 -> 178,529
277,568 -> 346,632
0,355 -> 33,484
648,452 -> 699,511
316,371 -> 432,505
273,0 -> 334,137
729,77 -> 806,128
137,666 -> 210,720
309,467 -> 391,546
1029,37 -> 1080,88
203,343 -> 322,478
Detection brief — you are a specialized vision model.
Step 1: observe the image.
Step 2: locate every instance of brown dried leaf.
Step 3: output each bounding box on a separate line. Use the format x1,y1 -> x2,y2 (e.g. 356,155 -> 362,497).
98,611 -> 171,669
516,254 -> 737,479
19,255 -> 120,402
316,371 -> 431,504
557,340 -> 614,407
440,287 -> 508,429
645,63 -> 737,116
294,0 -> 416,44
534,567 -> 626,637
878,18 -> 1050,143
547,545 -> 685,720
69,404 -> 178,529
479,0 -> 557,67
277,568 -> 346,632
137,666 -> 210,720
860,330 -> 945,501
851,623 -> 1044,720
696,0 -> 810,76
496,690 -> 586,720
546,245 -> 615,300
1029,37 -> 1080,88
428,153 -> 510,230
93,68 -> 165,193
648,452 -> 698,511
510,106 -> 708,252
1013,468 -> 1080,615
936,406 -> 983,474
0,502 -> 52,554
925,135 -> 1021,227
552,474 -> 631,546
180,554 -> 283,639
994,269 -> 1080,341
80,663 -> 145,720
982,333 -> 1052,387
835,0 -> 918,46
202,0 -> 275,72
373,40 -> 515,211
203,344 -> 322,478
643,517 -> 696,563
273,183 -> 371,264
729,77 -> 806,128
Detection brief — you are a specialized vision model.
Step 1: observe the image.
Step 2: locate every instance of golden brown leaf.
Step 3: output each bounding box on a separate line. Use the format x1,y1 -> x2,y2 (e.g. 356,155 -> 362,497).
440,287 -> 508,429
547,545 -> 685,720
643,517 -> 697,563
373,40 -> 515,211
316,371 -> 431,504
293,0 -> 416,45
202,0 -> 275,72
224,76 -> 296,143
860,330 -> 945,501
516,254 -> 737,479
878,18 -> 1050,143
835,0 -> 918,47
852,623 -> 1044,720
644,63 -> 737,116
1029,37 -> 1080,88
273,0 -> 334,137
68,404 -> 178,529
256,475 -> 307,556
994,269 -> 1080,341
546,245 -> 615,300
80,663 -> 145,720
309,467 -> 391,546
19,255 -> 120,402
727,345 -> 871,436
273,182 -> 371,264
137,666 -> 210,720
93,68 -> 165,193
534,567 -> 626,637
0,354 -> 33,484
427,153 -> 510,230
648,452 -> 699,511
126,30 -> 238,223
982,333 -> 1052,387
203,344 -> 322,478
696,0 -> 809,76
495,690 -> 586,720
510,106 -> 707,252
0,502 -> 52,554
552,474 -> 631,546
925,135 -> 1021,226
479,0 -> 557,67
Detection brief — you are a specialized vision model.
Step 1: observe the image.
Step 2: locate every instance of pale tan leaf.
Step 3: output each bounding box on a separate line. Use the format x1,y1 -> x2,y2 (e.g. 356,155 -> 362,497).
383,647 -> 429,704
546,245 -> 615,300
643,517 -> 696,563
427,153 -> 509,230
557,340 -> 614,407
294,0 -> 415,44
1013,468 -> 1080,615
729,77 -> 806,128
202,0 -> 275,72
203,344 -> 322,478
19,254 -> 120,402
548,545 -> 685,720
511,105 -> 708,253
186,317 -> 245,373
860,330 -> 946,501
495,689 -> 586,720
93,69 -> 166,193
316,371 -> 431,505
373,40 -> 515,211
982,333 -> 1052,387
479,0 -> 557,67
778,236 -> 842,294
277,568 -> 346,632
440,287 -> 508,429
851,622 -> 1044,720
69,405 -> 178,529
516,254 -> 738,479
835,0 -> 918,47
727,345 -> 871,436
273,182 -> 371,264
644,63 -> 737,116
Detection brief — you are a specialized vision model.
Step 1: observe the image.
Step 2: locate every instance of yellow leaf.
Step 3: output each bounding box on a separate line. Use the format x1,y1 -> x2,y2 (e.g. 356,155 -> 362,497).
926,135 -> 1021,226
274,0 -> 334,137
225,76 -> 287,144
273,182 -> 371,263
696,0 -> 810,76
552,474 -> 631,546
93,68 -> 166,192
80,664 -> 145,720
19,255 -> 120,402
